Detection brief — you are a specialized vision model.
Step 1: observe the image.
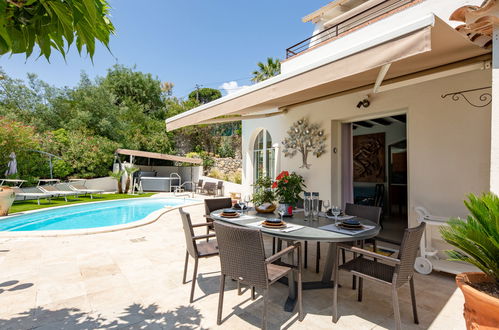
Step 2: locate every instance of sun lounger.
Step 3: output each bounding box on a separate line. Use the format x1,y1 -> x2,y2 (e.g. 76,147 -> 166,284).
38,185 -> 80,202
67,183 -> 104,199
12,187 -> 53,205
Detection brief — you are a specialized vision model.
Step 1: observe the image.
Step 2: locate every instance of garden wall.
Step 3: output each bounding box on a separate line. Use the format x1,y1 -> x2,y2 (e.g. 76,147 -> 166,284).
212,158 -> 242,174
200,176 -> 244,197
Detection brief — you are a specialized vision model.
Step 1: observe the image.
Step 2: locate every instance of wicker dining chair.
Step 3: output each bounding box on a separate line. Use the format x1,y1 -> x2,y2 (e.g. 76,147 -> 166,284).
343,203 -> 382,288
195,180 -> 203,194
179,208 -> 219,303
204,198 -> 232,237
332,222 -> 426,330
213,221 -> 303,329
216,181 -> 224,196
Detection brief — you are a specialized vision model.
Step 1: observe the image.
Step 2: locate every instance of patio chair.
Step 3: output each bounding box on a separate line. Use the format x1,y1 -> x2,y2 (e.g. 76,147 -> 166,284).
195,180 -> 203,194
343,203 -> 382,288
213,221 -> 303,329
216,181 -> 224,196
332,222 -> 426,330
12,187 -> 53,205
204,198 -> 232,238
203,182 -> 217,196
66,182 -> 104,199
179,208 -> 219,303
38,185 -> 80,202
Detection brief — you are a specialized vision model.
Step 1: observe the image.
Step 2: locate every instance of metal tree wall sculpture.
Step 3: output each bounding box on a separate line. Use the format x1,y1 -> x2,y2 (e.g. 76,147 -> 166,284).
282,118 -> 326,169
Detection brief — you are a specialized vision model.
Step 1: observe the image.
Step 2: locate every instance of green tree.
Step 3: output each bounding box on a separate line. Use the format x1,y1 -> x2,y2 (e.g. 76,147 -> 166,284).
188,87 -> 221,104
251,57 -> 281,83
0,117 -> 40,175
102,65 -> 165,115
0,0 -> 115,60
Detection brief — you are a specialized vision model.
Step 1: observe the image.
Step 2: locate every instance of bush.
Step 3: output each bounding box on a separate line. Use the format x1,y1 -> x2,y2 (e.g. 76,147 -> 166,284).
216,138 -> 235,158
49,129 -> 119,178
0,117 -> 41,175
208,168 -> 225,180
185,151 -> 214,174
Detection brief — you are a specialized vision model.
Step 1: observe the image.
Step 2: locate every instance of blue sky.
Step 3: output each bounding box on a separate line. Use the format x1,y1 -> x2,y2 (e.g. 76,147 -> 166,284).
0,1 -> 328,98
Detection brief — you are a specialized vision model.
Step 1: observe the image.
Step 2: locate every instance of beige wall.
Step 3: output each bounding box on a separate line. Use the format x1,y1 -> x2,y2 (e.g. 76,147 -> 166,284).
242,68 -> 492,226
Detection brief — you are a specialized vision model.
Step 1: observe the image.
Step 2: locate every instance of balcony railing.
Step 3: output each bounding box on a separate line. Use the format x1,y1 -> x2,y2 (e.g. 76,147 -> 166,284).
286,0 -> 418,59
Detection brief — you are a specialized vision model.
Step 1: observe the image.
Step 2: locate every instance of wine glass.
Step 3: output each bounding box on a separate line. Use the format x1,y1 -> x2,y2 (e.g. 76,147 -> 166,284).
323,200 -> 331,215
244,194 -> 251,212
331,206 -> 341,222
278,204 -> 286,222
238,199 -> 245,213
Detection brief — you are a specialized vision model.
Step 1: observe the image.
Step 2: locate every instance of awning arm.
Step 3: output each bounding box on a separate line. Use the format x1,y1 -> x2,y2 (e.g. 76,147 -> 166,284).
197,109 -> 288,125
372,63 -> 392,94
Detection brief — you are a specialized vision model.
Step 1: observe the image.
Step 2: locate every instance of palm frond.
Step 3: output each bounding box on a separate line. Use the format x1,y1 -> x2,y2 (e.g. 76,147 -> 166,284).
440,193 -> 499,284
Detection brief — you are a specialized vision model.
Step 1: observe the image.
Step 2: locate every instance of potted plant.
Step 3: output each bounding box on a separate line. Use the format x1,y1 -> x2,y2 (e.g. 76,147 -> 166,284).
251,176 -> 276,213
272,171 -> 305,216
440,193 -> 499,329
0,186 -> 15,216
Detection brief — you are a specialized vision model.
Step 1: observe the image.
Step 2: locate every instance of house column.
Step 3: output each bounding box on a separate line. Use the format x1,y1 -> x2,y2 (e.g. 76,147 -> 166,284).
491,24 -> 499,194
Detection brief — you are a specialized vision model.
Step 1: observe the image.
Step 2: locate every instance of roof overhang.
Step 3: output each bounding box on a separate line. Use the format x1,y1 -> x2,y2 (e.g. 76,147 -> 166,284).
166,15 -> 489,131
115,149 -> 202,165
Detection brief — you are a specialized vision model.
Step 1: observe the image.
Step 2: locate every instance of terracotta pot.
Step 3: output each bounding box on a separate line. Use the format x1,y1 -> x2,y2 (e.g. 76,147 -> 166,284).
456,272 -> 499,329
0,186 -> 15,216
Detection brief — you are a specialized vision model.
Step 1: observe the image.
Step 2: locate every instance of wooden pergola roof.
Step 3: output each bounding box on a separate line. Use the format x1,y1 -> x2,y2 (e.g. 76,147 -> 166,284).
115,149 -> 202,165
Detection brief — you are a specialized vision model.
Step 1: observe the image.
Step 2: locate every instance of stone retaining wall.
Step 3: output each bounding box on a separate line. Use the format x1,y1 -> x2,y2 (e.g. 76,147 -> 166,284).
212,157 -> 242,173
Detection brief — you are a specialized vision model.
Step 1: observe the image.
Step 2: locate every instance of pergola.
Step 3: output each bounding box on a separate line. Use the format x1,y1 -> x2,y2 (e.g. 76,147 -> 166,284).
115,149 -> 202,165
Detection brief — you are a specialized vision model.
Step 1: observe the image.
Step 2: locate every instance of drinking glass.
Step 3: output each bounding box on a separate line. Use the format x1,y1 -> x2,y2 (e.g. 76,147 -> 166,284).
238,200 -> 245,213
278,204 -> 286,222
332,206 -> 341,222
323,200 -> 331,214
244,194 -> 251,211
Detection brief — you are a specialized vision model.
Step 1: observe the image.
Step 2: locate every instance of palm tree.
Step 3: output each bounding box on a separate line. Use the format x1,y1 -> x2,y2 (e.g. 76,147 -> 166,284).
251,57 -> 281,83
109,170 -> 125,194
124,166 -> 139,194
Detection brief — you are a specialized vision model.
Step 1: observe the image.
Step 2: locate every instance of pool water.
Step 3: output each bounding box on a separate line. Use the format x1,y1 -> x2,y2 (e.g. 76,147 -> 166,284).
0,198 -> 197,231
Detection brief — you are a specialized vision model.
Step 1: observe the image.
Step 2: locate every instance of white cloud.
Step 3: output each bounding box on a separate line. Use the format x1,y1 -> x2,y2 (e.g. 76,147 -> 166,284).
219,81 -> 249,95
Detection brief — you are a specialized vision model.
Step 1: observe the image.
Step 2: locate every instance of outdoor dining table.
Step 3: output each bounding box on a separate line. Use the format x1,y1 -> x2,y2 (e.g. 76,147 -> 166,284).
210,208 -> 381,311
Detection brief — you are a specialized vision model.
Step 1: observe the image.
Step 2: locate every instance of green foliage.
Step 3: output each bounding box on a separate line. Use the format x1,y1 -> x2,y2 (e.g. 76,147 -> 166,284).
251,57 -> 281,83
273,171 -> 305,205
0,117 -> 40,174
109,169 -> 125,194
102,65 -> 165,115
185,151 -> 214,173
0,66 -> 240,181
252,176 -> 276,206
216,138 -> 235,158
49,129 -> 118,178
0,0 -> 115,60
188,88 -> 221,104
440,193 -> 499,284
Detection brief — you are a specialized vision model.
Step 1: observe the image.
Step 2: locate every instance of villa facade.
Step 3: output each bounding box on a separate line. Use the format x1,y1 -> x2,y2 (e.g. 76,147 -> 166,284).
166,0 -> 498,273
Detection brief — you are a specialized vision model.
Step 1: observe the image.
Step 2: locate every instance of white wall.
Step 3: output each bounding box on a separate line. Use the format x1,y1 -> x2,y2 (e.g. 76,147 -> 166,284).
282,0 -> 484,73
242,68 -> 492,228
83,177 -> 118,192
200,176 -> 244,197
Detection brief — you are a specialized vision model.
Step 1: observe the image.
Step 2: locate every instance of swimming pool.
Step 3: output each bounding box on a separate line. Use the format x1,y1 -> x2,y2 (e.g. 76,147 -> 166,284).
0,198 -> 199,232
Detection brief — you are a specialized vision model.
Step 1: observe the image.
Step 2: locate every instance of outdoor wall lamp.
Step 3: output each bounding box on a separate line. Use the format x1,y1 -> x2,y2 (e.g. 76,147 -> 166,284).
356,98 -> 370,108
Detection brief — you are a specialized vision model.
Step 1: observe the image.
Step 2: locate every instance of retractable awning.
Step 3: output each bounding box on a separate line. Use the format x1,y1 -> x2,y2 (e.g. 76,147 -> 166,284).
115,149 -> 202,165
166,15 -> 489,131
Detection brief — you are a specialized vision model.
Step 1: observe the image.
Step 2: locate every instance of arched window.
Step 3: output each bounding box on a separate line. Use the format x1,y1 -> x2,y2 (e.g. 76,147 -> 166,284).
253,130 -> 275,182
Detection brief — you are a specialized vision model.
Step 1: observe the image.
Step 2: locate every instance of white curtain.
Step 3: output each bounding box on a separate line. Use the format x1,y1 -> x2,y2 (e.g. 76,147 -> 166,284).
341,123 -> 353,208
